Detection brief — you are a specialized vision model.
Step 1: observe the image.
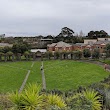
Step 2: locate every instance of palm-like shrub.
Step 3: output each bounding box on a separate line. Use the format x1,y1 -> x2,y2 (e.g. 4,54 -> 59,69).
66,89 -> 102,110
9,83 -> 43,110
9,83 -> 66,110
47,94 -> 66,109
83,89 -> 102,110
66,93 -> 89,110
21,84 -> 43,110
104,89 -> 110,109
9,91 -> 22,110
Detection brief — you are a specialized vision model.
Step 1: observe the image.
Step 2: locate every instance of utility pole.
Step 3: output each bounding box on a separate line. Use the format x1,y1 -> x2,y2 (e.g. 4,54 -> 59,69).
40,61 -> 46,90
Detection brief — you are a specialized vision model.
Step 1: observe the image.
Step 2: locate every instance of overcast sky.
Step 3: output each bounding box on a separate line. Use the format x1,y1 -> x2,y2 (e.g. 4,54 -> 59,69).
0,0 -> 110,36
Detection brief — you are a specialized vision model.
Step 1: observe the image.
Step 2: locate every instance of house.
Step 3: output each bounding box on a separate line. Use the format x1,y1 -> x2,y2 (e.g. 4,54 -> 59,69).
48,41 -> 73,52
47,38 -> 110,53
73,43 -> 87,51
30,49 -> 47,53
81,38 -> 110,53
84,39 -> 97,44
30,49 -> 47,57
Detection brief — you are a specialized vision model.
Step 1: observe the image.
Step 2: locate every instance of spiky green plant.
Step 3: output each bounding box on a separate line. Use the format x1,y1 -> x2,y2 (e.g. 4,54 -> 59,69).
83,89 -> 102,110
104,89 -> 110,109
66,89 -> 102,110
9,83 -> 44,110
47,94 -> 66,109
9,91 -> 22,110
66,92 -> 89,110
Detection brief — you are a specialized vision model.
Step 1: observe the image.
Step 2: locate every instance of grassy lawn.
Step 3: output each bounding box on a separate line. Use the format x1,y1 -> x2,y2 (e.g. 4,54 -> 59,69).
44,60 -> 110,90
0,60 -> 110,92
100,59 -> 110,64
0,61 -> 33,93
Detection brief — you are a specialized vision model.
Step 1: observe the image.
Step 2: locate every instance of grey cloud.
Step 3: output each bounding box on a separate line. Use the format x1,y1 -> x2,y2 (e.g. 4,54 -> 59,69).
0,0 -> 110,36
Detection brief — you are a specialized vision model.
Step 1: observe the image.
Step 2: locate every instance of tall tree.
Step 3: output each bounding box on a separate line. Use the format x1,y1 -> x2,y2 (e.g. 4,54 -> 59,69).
87,30 -> 108,39
12,42 -> 30,54
61,27 -> 74,37
54,27 -> 76,43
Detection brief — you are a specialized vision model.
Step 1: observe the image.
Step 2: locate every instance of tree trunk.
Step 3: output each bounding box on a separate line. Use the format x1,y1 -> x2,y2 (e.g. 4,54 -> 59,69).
4,55 -> 7,62
33,53 -> 36,61
0,56 -> 2,61
12,55 -> 14,61
60,53 -> 62,60
26,55 -> 28,61
71,54 -> 73,60
48,54 -> 50,60
54,54 -> 56,60
19,54 -> 21,61
41,54 -> 43,61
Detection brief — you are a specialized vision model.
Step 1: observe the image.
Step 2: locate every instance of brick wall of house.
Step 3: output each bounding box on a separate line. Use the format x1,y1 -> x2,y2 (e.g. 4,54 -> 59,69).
47,40 -> 107,53
54,47 -> 73,52
94,44 -> 105,53
48,47 -> 55,51
73,46 -> 82,51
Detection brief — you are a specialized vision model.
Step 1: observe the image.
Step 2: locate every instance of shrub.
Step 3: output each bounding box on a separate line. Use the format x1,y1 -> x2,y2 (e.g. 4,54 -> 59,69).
54,51 -> 60,59
103,89 -> 110,109
9,83 -> 43,110
83,49 -> 91,58
47,94 -> 66,109
92,49 -> 100,59
73,51 -> 82,60
9,83 -> 66,110
83,89 -> 102,110
66,89 -> 102,110
46,51 -> 53,60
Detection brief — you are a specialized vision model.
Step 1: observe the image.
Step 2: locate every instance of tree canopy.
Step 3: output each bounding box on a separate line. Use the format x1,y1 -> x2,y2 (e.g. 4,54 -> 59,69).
87,30 -> 108,39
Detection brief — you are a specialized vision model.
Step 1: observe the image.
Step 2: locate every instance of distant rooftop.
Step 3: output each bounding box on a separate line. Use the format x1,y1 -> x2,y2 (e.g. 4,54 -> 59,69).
0,43 -> 13,47
31,49 -> 47,53
48,41 -> 72,48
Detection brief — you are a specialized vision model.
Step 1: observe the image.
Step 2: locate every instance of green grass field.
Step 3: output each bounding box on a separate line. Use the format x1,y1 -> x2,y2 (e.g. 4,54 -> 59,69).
100,59 -> 110,64
0,60 -> 110,93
